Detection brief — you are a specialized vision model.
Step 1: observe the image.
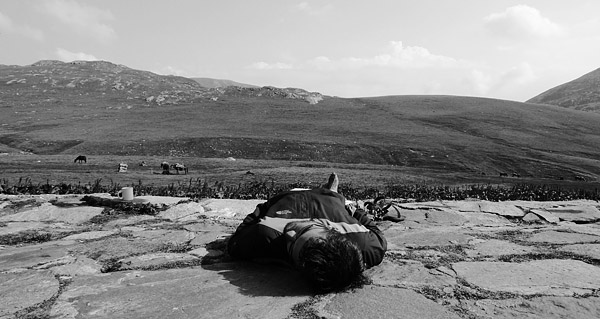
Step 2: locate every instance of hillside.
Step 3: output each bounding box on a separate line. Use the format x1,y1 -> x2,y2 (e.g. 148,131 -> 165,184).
2,60 -> 600,185
0,60 -> 323,107
528,68 -> 600,112
192,77 -> 258,89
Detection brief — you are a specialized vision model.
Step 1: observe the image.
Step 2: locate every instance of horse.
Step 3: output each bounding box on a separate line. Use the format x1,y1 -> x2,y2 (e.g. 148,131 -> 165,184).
160,162 -> 170,174
171,163 -> 188,174
74,155 -> 87,163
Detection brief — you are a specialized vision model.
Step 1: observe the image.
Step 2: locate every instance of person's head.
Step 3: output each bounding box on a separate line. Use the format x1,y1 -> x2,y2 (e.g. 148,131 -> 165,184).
284,219 -> 366,293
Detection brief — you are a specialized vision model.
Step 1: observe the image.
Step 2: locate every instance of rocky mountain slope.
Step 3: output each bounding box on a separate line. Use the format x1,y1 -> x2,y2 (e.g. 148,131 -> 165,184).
0,60 -> 323,107
528,68 -> 600,112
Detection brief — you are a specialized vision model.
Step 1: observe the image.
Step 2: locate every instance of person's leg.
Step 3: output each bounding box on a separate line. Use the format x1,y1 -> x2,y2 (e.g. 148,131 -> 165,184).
325,172 -> 339,193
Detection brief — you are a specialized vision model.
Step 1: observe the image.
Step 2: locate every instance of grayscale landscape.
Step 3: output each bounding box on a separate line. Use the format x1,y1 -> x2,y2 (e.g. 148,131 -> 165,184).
2,2 -> 600,318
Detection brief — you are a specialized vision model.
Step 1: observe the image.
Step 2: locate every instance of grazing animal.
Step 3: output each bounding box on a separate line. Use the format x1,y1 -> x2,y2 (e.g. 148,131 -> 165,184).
117,163 -> 128,173
139,161 -> 147,166
74,155 -> 87,163
512,173 -> 521,178
161,162 -> 170,174
245,170 -> 255,176
499,172 -> 508,177
171,163 -> 188,174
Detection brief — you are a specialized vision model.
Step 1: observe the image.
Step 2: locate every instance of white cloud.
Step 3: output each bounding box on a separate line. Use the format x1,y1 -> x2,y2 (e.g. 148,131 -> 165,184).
492,63 -> 537,94
484,5 -> 565,39
307,41 -> 463,70
55,48 -> 99,61
153,66 -> 189,77
0,10 -> 44,41
40,0 -> 116,43
294,2 -> 333,15
247,61 -> 293,70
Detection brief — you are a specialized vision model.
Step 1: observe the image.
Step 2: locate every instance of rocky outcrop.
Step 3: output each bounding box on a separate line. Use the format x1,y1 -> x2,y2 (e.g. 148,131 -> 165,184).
0,60 -> 325,107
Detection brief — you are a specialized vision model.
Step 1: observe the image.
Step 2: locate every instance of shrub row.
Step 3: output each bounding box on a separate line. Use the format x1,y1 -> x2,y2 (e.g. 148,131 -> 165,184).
1,177 -> 599,202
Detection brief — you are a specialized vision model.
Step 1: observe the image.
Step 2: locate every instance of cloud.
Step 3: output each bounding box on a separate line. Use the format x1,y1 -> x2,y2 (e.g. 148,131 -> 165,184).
247,61 -> 294,70
55,48 -> 99,61
308,41 -> 463,70
40,0 -> 115,42
294,2 -> 333,15
0,10 -> 44,41
484,5 -> 565,39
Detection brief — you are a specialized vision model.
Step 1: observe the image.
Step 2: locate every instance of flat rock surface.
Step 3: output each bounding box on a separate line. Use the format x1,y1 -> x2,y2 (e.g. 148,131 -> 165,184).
453,259 -> 600,296
465,296 -> 600,319
464,239 -> 536,258
526,230 -> 600,244
1,194 -> 600,318
323,286 -> 461,319
0,270 -> 59,317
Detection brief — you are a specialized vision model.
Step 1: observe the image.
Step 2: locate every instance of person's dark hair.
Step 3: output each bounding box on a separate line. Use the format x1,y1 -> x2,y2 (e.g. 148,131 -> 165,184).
297,229 -> 368,293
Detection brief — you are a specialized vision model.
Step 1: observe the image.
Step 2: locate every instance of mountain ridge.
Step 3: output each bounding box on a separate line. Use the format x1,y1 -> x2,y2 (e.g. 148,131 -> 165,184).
527,68 -> 600,112
0,60 -> 323,106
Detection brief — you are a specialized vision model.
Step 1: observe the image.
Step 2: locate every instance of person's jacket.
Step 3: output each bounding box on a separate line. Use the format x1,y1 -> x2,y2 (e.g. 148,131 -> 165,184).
227,188 -> 387,268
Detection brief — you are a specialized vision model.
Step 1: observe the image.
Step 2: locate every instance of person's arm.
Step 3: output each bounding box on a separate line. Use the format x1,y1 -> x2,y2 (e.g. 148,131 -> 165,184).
227,204 -> 289,261
349,208 -> 388,267
227,204 -> 265,259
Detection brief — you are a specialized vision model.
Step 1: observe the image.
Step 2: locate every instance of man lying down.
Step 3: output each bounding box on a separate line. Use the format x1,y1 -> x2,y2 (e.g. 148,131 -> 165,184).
227,173 -> 388,293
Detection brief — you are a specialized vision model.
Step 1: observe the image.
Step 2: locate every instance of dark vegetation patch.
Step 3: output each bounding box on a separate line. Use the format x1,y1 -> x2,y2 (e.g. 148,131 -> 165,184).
2,177 -> 600,202
0,230 -> 54,245
472,229 -> 533,243
400,245 -> 468,269
497,251 -> 600,266
0,197 -> 43,212
287,295 -> 324,319
83,195 -> 165,224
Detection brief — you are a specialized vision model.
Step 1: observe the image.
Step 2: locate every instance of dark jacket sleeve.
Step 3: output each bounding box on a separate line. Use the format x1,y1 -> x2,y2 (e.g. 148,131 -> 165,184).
351,208 -> 387,268
227,204 -> 287,260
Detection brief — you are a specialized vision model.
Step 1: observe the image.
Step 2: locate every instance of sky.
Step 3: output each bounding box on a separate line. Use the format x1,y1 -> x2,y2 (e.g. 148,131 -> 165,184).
1,0 -> 599,102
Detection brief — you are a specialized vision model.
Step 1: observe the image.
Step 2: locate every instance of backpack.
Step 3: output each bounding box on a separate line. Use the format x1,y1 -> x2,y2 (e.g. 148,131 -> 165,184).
364,197 -> 405,222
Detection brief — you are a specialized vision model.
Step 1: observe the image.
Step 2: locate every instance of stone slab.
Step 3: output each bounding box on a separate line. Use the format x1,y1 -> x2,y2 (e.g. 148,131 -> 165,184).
465,296 -> 600,319
368,260 -> 457,289
323,286 -> 461,319
130,229 -> 195,245
526,230 -> 600,244
454,211 -> 513,226
479,201 -> 526,217
50,256 -> 103,276
118,253 -> 199,270
559,243 -> 600,260
453,259 -> 600,296
0,221 -> 52,236
61,230 -> 117,241
0,240 -> 76,271
159,202 -> 205,221
442,201 -> 482,213
0,270 -> 59,317
199,199 -> 264,219
50,263 -> 311,319
545,205 -> 600,223
529,209 -> 560,223
0,203 -> 103,224
464,239 -> 536,258
386,229 -> 473,249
